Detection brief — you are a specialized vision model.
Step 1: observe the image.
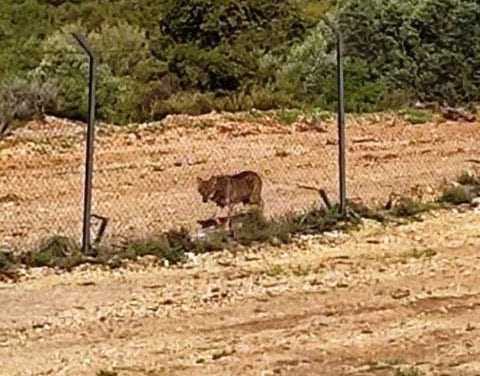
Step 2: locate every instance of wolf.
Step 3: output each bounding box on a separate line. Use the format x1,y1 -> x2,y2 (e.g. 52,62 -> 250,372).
197,171 -> 264,227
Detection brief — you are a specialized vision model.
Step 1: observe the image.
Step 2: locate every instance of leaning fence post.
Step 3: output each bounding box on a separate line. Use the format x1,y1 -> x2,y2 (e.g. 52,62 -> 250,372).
72,33 -> 97,255
336,29 -> 347,217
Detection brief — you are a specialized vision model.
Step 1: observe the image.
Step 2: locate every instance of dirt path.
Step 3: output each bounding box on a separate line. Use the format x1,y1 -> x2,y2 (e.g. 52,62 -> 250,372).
1,113 -> 479,250
1,207 -> 479,375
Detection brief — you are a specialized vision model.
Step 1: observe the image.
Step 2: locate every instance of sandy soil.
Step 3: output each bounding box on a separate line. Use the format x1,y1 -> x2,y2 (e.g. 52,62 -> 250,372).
0,207 -> 479,375
1,112 -> 479,250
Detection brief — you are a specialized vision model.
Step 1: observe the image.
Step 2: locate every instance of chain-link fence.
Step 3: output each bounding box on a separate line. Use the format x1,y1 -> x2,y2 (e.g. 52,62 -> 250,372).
1,36 -> 478,253
2,111 -> 478,253
1,113 -> 341,251
346,113 -> 479,206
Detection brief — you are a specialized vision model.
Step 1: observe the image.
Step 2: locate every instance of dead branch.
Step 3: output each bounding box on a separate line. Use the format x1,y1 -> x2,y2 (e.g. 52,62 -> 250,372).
352,137 -> 379,144
0,121 -> 10,138
297,184 -> 332,209
91,214 -> 109,244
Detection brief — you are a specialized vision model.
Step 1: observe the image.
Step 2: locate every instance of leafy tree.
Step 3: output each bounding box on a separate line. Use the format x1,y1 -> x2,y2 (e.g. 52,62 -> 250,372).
161,0 -> 310,92
337,0 -> 480,104
0,0 -> 51,79
33,24 -> 145,123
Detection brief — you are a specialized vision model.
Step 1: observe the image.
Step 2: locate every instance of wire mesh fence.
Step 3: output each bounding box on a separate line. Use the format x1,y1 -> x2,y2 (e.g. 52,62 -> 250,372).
2,110 -> 478,253
0,119 -> 84,251
346,113 -> 479,207
1,113 -> 340,251
1,33 -> 479,253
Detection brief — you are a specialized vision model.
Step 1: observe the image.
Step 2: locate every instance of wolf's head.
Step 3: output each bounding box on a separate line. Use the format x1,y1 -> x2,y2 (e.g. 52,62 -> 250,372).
197,176 -> 218,203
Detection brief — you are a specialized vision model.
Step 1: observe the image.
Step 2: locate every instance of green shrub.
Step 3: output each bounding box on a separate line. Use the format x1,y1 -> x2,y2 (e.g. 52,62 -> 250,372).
274,22 -> 394,112
151,92 -> 217,119
388,197 -> 433,218
457,171 -> 480,186
439,186 -> 474,205
0,77 -> 57,134
400,109 -> 433,125
24,236 -> 82,269
232,210 -> 300,246
32,23 -> 161,124
338,0 -> 480,105
0,251 -> 15,271
395,367 -> 424,376
150,88 -> 297,120
125,229 -> 191,265
194,230 -> 232,253
161,0 -> 308,49
0,0 -> 51,78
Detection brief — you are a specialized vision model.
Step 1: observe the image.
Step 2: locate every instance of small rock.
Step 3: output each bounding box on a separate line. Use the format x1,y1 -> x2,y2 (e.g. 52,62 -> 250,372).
212,347 -> 235,360
466,323 -> 475,332
471,197 -> 480,207
77,281 -> 96,287
217,260 -> 233,267
391,288 -> 410,299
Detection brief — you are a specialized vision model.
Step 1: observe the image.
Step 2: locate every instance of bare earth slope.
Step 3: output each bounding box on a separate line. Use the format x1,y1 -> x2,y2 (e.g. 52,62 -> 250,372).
1,208 -> 479,375
1,112 -> 478,250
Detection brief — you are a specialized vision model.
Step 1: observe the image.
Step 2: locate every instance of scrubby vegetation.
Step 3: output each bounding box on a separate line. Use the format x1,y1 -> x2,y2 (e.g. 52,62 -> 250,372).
2,170 -> 478,278
0,0 -> 478,126
439,171 -> 480,205
0,205 -> 356,276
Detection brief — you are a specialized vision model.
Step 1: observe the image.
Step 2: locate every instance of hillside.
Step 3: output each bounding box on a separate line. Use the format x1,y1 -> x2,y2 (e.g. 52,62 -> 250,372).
0,0 -> 479,127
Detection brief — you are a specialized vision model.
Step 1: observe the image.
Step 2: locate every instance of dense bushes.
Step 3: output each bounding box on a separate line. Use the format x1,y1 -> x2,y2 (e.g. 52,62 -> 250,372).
274,0 -> 480,111
337,0 -> 480,105
0,0 -> 478,125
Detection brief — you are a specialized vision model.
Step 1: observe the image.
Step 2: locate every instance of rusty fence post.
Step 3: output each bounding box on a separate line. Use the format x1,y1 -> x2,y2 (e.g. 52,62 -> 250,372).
72,33 -> 97,255
336,29 -> 347,216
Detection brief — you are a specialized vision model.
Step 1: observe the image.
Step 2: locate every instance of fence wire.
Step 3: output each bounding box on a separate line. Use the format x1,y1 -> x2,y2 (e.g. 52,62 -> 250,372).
346,113 -> 479,207
0,119 -> 84,250
1,113 -> 340,251
1,75 -> 479,252
91,113 -> 339,245
2,110 -> 478,253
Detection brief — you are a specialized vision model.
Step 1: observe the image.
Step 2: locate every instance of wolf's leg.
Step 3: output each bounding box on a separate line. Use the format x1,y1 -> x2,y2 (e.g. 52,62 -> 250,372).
225,179 -> 233,231
257,198 -> 264,212
251,188 -> 264,213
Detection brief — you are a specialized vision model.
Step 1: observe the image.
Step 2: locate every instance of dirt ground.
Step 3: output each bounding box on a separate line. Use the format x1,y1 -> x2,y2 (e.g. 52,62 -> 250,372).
0,111 -> 479,250
0,207 -> 479,375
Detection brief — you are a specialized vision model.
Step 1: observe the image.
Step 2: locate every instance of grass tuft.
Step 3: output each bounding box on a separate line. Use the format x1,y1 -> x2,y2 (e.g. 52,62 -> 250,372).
395,367 -> 424,376
9,174 -> 479,275
96,370 -> 118,376
438,171 -> 480,205
439,186 -> 472,205
457,171 -> 480,186
399,108 -> 433,124
389,197 -> 434,218
20,236 -> 83,269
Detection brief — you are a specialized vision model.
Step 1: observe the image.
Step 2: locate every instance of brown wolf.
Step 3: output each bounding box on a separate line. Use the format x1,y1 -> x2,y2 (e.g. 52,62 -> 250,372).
197,171 -> 264,227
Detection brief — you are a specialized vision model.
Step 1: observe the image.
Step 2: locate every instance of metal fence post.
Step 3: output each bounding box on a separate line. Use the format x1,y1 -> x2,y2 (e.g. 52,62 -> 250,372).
72,33 -> 97,255
336,30 -> 347,216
